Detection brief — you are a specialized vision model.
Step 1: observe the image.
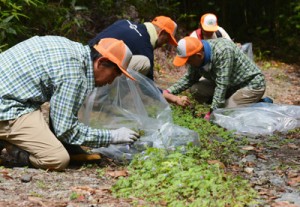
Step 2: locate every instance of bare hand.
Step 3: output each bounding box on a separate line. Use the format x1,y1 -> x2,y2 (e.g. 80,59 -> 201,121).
163,90 -> 191,107
175,96 -> 191,107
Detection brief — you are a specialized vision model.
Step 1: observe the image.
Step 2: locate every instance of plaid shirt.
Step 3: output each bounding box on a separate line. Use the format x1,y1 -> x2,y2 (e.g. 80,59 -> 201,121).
0,36 -> 111,147
167,38 -> 265,110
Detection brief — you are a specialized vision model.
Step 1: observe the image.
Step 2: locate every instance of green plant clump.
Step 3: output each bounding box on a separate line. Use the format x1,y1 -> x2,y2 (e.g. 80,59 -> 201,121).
171,104 -> 239,164
112,148 -> 258,206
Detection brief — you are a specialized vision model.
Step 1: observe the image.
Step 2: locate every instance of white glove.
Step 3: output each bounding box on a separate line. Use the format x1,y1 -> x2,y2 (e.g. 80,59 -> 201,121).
110,127 -> 140,144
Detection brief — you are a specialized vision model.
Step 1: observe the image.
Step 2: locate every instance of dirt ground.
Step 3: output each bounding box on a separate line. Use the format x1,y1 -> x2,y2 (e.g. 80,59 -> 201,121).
0,59 -> 299,207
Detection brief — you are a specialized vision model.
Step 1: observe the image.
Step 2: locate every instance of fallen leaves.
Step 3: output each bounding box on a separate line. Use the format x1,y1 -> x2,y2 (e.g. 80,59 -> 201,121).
287,176 -> 300,187
207,160 -> 226,169
271,201 -> 300,207
106,169 -> 129,178
0,170 -> 13,180
287,143 -> 298,150
241,145 -> 265,153
242,146 -> 255,151
70,185 -> 112,195
257,153 -> 267,160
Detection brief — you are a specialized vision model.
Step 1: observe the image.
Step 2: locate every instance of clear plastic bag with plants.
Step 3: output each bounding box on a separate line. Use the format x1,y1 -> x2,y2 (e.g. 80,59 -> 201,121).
78,69 -> 199,163
211,102 -> 300,136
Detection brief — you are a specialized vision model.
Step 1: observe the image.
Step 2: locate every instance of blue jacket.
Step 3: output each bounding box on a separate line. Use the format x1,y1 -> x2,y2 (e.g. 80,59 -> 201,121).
89,20 -> 154,80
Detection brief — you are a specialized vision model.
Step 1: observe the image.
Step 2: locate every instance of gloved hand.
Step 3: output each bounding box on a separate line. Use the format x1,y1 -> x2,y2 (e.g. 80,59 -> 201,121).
204,111 -> 211,121
110,127 -> 140,144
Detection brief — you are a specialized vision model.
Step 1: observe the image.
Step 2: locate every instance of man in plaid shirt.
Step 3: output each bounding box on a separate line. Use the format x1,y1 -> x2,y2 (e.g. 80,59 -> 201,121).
163,37 -> 266,120
0,37 -> 139,170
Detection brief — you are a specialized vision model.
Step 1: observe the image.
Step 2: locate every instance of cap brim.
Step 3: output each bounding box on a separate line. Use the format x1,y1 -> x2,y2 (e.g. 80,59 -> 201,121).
202,25 -> 218,32
118,65 -> 136,81
173,56 -> 188,67
169,35 -> 178,46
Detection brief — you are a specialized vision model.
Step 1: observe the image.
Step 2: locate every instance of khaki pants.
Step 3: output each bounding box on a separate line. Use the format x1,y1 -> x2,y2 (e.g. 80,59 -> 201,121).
0,110 -> 69,170
129,55 -> 151,76
190,78 -> 265,108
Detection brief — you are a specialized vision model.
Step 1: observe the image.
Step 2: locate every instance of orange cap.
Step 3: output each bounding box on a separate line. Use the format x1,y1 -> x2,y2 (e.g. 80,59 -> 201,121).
200,13 -> 218,32
93,38 -> 135,81
152,16 -> 178,46
173,37 -> 203,67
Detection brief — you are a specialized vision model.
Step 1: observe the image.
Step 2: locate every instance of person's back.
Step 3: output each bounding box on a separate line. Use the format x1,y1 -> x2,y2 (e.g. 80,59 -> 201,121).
206,38 -> 263,89
89,16 -> 178,80
89,19 -> 154,79
0,36 -> 90,121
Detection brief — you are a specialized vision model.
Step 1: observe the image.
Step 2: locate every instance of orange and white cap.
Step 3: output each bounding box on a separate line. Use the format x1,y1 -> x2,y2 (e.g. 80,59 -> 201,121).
93,38 -> 135,81
152,16 -> 178,46
200,13 -> 218,32
173,36 -> 203,67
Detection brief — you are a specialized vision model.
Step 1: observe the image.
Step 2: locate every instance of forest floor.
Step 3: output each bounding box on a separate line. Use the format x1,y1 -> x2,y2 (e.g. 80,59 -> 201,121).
0,56 -> 299,207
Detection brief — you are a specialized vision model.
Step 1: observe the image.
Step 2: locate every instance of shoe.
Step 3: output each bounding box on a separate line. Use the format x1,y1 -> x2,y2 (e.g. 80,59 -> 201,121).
0,140 -> 30,167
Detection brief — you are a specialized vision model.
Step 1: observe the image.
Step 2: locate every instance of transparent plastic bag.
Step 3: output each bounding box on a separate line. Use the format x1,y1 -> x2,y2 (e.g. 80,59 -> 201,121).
79,69 -> 199,162
241,43 -> 253,60
79,69 -> 172,132
211,103 -> 300,136
91,123 -> 199,164
140,122 -> 200,149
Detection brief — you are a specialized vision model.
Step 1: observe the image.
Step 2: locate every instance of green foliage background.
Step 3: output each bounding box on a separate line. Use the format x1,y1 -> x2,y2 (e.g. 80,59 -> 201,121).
0,0 -> 299,63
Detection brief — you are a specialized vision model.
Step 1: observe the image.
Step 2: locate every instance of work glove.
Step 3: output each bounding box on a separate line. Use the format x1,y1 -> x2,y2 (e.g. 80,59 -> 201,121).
110,127 -> 140,144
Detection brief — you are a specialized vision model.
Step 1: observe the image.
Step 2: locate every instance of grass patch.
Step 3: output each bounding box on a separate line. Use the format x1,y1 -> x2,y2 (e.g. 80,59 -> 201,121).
113,148 -> 257,206
112,103 -> 259,206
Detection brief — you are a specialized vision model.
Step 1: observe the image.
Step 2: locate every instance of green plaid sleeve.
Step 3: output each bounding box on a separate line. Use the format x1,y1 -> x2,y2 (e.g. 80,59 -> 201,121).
167,66 -> 202,94
50,79 -> 112,147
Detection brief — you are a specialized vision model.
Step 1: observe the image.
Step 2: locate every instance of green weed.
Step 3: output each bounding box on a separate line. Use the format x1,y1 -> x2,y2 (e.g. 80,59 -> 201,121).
113,148 -> 258,206
69,192 -> 80,200
113,103 -> 258,206
96,168 -> 105,178
29,191 -> 43,198
36,180 -> 47,189
171,104 -> 239,164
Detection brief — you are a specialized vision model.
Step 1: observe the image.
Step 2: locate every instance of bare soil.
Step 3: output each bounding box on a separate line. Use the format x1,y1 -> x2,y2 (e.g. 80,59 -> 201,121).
0,58 -> 299,207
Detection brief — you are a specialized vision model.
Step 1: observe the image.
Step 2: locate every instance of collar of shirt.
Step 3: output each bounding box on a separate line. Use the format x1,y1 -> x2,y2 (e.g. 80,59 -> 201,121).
144,22 -> 157,48
200,40 -> 211,68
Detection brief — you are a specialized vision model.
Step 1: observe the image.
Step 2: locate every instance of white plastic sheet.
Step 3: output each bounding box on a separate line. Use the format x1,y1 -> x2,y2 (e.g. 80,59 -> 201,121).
211,103 -> 300,136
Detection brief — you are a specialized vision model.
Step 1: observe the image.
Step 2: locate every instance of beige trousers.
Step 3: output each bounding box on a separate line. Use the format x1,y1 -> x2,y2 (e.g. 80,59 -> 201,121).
129,55 -> 151,76
0,110 -> 69,170
190,78 -> 265,108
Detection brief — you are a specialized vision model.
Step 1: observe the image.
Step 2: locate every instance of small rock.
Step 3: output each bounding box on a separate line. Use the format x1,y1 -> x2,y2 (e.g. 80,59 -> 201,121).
275,192 -> 300,206
269,176 -> 285,187
245,167 -> 254,174
20,174 -> 32,183
245,154 -> 257,162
